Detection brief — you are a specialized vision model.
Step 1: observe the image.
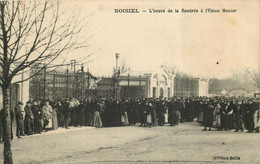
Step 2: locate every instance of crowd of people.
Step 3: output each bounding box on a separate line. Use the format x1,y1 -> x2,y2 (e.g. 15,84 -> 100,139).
0,96 -> 259,141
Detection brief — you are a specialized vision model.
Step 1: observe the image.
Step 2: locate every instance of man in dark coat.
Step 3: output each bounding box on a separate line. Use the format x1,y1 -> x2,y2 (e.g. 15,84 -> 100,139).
139,100 -> 147,127
77,101 -> 85,127
234,101 -> 244,132
185,99 -> 192,122
14,101 -> 24,138
56,101 -> 64,127
226,101 -> 235,130
168,100 -> 178,126
63,99 -> 71,129
219,100 -> 227,130
245,100 -> 255,132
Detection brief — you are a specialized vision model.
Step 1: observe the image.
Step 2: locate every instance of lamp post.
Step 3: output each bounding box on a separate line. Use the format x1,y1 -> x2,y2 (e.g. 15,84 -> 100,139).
128,68 -> 130,98
114,53 -> 120,100
66,67 -> 69,98
81,63 -> 85,100
71,60 -> 76,97
53,71 -> 55,101
139,74 -> 141,98
115,53 -> 119,73
43,67 -> 46,100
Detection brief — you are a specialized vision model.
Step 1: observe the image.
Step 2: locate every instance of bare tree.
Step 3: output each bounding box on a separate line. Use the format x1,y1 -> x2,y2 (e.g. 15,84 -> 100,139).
244,68 -> 260,90
0,0 -> 86,163
120,57 -> 129,74
250,71 -> 260,89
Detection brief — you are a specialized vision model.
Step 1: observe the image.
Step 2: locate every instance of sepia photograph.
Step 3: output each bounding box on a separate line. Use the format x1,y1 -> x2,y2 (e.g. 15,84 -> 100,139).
0,0 -> 259,163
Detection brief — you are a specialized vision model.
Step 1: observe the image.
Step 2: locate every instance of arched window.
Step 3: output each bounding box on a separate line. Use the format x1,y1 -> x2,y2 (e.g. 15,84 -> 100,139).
160,87 -> 164,98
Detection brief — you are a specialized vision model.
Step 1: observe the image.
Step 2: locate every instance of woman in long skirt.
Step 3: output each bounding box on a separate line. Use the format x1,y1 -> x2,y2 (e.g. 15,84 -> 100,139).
125,111 -> 129,125
52,102 -> 59,130
24,101 -> 34,135
213,103 -> 221,130
92,101 -> 102,128
152,107 -> 158,126
42,100 -> 53,131
202,102 -> 214,131
146,103 -> 153,127
253,104 -> 260,132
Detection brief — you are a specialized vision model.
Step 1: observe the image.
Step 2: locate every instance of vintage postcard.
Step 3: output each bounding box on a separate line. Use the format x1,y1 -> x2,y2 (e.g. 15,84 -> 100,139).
0,0 -> 259,163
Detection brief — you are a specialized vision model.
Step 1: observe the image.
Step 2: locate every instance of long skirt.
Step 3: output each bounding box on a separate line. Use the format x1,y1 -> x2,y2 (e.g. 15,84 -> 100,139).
86,111 -> 93,126
125,112 -> 129,125
121,114 -> 125,124
121,112 -> 129,125
178,111 -> 181,121
147,114 -> 152,124
168,111 -> 178,126
234,115 -> 244,130
254,110 -> 260,129
164,114 -> 168,123
58,113 -> 64,127
198,112 -> 204,123
213,115 -> 221,128
52,112 -> 58,130
92,111 -> 102,128
24,116 -> 33,135
33,118 -> 42,133
152,110 -> 158,126
203,113 -> 213,127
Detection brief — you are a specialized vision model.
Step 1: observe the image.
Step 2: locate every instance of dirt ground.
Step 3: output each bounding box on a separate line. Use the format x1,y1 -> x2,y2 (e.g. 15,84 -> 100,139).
0,122 -> 259,164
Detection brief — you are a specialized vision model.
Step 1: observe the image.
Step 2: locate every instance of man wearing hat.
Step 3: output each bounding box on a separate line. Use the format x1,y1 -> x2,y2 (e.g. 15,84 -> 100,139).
14,101 -> 24,138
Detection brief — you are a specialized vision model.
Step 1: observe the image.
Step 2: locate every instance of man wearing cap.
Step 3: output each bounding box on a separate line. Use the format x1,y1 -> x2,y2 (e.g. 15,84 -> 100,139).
14,101 -> 25,138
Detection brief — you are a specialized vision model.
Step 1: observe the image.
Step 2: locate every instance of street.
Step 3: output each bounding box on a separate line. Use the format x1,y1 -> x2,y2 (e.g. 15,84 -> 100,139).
0,122 -> 259,164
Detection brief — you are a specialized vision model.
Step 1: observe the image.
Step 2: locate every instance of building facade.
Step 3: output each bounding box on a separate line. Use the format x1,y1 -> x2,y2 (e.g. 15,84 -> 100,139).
118,68 -> 209,99
96,77 -> 114,98
174,77 -> 208,97
29,69 -> 97,101
0,68 -> 30,110
119,68 -> 176,99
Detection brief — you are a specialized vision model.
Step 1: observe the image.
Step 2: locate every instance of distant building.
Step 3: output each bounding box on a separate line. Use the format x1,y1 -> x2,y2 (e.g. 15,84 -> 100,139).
174,77 -> 208,97
208,79 -> 256,97
228,88 -> 250,97
118,67 -> 208,99
119,69 -> 174,98
96,77 -> 114,98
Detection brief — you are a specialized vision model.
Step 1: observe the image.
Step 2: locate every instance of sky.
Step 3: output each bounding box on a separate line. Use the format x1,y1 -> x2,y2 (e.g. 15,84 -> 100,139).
56,0 -> 259,79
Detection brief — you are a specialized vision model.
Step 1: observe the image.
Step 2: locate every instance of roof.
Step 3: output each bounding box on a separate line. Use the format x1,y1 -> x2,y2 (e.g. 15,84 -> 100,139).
97,78 -> 114,85
85,72 -> 97,80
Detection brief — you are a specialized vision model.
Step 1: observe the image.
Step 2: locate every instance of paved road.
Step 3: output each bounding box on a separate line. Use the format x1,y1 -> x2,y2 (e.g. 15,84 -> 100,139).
0,123 -> 259,164
52,123 -> 259,164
